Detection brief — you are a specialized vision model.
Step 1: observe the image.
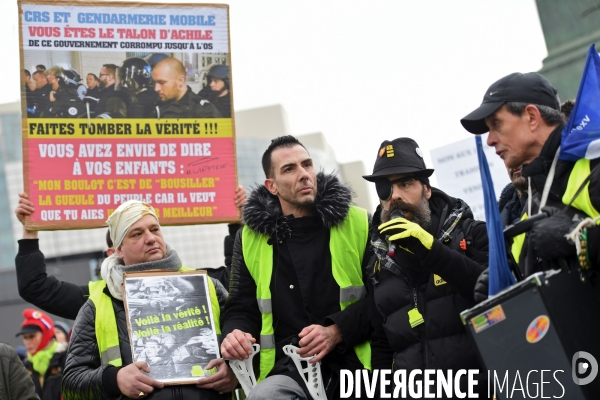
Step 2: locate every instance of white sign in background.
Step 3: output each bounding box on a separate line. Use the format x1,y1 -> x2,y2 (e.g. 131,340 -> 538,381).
430,134 -> 510,222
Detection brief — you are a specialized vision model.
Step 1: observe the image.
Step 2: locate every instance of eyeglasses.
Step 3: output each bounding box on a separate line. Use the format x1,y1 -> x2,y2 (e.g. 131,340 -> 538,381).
99,73 -> 109,78
375,176 -> 417,201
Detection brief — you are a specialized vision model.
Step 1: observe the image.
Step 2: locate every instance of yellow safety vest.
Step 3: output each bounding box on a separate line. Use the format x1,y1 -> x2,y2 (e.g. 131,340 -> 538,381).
512,158 -> 600,264
88,268 -> 221,367
241,205 -> 372,381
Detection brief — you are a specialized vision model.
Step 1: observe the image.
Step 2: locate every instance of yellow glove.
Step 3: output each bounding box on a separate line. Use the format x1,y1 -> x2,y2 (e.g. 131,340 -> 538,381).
378,218 -> 434,258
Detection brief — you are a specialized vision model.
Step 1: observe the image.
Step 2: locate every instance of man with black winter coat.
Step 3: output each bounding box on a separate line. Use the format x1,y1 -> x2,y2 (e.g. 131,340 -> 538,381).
221,135 -> 373,400
363,138 -> 488,398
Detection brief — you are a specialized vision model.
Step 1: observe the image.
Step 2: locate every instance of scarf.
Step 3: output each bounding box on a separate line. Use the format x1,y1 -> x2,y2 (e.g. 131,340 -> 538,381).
28,340 -> 58,378
100,244 -> 182,300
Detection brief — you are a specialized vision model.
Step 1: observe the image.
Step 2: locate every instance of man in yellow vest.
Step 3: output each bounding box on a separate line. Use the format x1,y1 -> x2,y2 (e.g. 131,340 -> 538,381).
62,200 -> 237,399
221,135 -> 372,399
461,72 -> 600,295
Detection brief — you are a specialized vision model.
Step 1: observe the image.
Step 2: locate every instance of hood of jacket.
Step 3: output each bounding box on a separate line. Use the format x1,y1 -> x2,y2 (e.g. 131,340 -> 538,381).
243,172 -> 353,235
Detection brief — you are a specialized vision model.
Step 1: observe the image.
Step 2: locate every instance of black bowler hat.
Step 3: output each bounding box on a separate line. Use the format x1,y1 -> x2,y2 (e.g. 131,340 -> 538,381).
362,138 -> 434,182
461,72 -> 560,134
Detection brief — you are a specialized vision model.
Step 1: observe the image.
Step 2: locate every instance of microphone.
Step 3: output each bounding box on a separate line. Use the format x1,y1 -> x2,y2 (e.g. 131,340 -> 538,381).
387,208 -> 405,257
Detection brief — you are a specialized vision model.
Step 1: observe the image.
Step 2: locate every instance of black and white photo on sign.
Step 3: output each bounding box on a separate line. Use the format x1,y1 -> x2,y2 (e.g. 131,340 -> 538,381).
123,271 -> 220,384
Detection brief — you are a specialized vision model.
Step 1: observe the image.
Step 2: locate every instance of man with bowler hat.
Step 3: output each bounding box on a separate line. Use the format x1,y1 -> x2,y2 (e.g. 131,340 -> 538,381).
362,137 -> 489,397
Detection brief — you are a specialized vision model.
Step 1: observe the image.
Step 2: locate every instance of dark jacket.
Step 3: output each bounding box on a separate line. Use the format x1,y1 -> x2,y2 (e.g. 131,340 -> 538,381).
153,87 -> 221,119
498,183 -> 525,228
519,123 -> 600,275
23,343 -> 66,400
31,84 -> 53,118
368,188 -> 488,398
17,239 -> 88,320
222,173 -> 373,397
42,89 -> 85,118
96,85 -> 131,118
198,86 -> 231,118
62,287 -> 227,400
0,343 -> 39,400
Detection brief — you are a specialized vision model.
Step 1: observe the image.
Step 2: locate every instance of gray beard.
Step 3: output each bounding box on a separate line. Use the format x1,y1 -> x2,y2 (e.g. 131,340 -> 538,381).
381,190 -> 431,230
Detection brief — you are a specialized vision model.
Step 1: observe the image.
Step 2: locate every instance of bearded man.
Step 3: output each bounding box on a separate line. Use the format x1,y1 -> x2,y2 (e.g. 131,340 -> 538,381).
363,137 -> 489,398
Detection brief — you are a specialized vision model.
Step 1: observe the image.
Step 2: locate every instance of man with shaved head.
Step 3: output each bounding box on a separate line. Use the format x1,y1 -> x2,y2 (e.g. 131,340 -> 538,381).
152,57 -> 220,119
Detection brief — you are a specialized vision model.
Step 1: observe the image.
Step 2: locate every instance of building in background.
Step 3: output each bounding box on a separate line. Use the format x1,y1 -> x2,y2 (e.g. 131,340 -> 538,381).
0,102 -> 371,346
536,0 -> 600,100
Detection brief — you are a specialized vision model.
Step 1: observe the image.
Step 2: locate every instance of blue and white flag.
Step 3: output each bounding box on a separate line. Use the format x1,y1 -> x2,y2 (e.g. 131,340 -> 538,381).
560,44 -> 600,161
475,136 -> 516,296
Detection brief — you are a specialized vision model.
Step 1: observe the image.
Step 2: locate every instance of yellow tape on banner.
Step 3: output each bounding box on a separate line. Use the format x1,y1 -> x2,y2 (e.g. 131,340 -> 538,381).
25,118 -> 232,139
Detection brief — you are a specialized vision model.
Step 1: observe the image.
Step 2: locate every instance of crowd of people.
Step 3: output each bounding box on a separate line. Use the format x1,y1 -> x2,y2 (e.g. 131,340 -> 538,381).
22,54 -> 231,120
2,68 -> 599,400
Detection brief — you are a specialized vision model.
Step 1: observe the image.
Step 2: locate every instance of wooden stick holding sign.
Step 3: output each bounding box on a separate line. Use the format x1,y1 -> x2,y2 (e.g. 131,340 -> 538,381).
122,270 -> 220,385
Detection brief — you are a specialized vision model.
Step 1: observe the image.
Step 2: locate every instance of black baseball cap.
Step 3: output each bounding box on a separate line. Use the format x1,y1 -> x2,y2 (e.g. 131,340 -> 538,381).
362,138 -> 434,182
461,72 -> 560,134
15,324 -> 42,337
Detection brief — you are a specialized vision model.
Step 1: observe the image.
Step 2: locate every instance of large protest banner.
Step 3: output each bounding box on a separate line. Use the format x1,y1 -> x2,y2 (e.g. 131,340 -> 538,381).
18,0 -> 237,229
123,270 -> 220,384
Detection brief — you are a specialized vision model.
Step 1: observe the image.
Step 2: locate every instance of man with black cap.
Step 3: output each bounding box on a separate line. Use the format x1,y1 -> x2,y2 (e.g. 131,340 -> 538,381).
461,72 -> 600,291
362,137 -> 488,397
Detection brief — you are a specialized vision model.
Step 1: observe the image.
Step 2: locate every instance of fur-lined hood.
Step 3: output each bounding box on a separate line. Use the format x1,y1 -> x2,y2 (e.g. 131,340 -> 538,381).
243,172 -> 353,235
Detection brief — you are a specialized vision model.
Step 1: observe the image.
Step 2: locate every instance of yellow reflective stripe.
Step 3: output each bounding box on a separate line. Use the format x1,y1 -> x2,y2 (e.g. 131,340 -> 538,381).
340,285 -> 366,304
510,213 -> 528,264
562,158 -> 600,220
260,334 -> 275,350
257,298 -> 272,314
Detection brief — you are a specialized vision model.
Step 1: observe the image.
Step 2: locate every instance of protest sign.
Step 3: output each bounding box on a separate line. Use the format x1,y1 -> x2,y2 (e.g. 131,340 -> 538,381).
19,0 -> 237,229
123,270 -> 220,384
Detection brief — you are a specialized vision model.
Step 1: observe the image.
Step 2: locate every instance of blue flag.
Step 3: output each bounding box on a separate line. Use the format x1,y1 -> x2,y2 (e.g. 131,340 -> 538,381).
560,44 -> 600,161
475,136 -> 516,296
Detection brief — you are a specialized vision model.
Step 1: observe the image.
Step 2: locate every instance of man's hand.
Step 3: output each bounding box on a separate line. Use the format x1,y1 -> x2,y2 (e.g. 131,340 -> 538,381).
15,192 -> 38,239
296,324 -> 342,363
530,207 -> 576,260
234,185 -> 247,210
195,358 -> 238,394
378,218 -> 433,259
116,361 -> 164,398
221,329 -> 256,360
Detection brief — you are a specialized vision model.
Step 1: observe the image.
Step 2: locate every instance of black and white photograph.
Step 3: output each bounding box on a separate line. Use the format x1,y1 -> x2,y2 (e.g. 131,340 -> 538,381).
123,270 -> 220,384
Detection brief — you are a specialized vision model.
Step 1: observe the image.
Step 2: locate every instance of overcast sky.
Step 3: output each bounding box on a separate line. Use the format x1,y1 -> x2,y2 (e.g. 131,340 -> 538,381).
0,0 -> 548,187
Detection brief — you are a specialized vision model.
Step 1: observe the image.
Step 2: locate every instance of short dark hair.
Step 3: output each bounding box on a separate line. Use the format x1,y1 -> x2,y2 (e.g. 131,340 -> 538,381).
560,99 -> 575,122
106,230 -> 113,248
102,64 -> 118,77
261,135 -> 308,178
23,69 -> 31,78
505,101 -> 564,127
87,73 -> 99,82
32,70 -> 45,78
35,64 -> 46,71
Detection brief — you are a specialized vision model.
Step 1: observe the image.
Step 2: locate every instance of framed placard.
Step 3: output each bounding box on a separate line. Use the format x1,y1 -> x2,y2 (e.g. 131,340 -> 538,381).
18,0 -> 238,230
123,270 -> 220,384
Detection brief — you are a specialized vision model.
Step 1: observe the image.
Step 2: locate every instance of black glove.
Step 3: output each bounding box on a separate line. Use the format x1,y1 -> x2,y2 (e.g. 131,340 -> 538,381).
474,268 -> 489,303
529,206 -> 576,261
